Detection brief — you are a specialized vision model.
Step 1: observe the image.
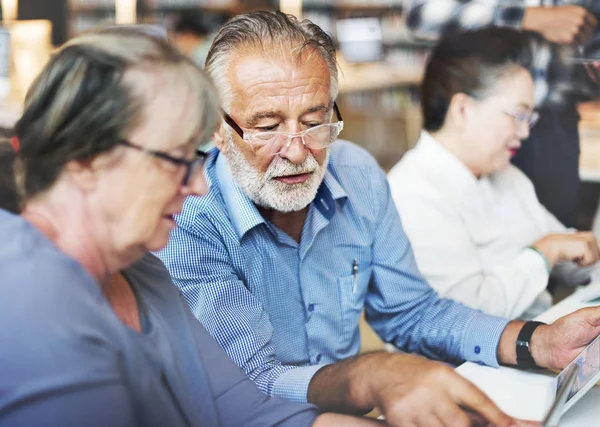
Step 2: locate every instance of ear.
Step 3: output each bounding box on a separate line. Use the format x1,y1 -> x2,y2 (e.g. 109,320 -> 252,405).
447,92 -> 472,130
64,151 -> 116,193
212,122 -> 227,153
63,159 -> 98,193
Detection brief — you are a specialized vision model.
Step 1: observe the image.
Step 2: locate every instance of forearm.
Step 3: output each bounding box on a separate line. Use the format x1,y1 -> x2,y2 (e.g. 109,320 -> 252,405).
496,321 -> 526,366
308,352 -> 403,415
423,250 -> 549,319
498,321 -> 554,368
307,353 -> 376,415
313,414 -> 385,427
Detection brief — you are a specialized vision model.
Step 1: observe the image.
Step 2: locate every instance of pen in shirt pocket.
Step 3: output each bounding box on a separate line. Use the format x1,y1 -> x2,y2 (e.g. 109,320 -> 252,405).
352,259 -> 358,294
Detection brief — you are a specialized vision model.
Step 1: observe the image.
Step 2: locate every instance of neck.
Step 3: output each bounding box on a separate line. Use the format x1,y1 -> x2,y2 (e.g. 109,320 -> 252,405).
104,273 -> 142,332
21,186 -> 122,284
429,128 -> 483,178
259,206 -> 309,243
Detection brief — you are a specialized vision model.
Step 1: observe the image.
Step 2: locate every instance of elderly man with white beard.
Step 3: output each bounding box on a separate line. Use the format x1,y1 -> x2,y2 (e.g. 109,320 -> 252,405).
158,10 -> 600,427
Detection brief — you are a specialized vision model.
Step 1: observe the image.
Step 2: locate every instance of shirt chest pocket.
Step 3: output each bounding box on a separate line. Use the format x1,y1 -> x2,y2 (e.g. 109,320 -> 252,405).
337,266 -> 373,346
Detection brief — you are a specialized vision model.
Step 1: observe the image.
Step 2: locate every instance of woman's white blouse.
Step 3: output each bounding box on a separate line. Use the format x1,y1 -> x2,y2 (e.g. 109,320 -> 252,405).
387,131 -> 564,319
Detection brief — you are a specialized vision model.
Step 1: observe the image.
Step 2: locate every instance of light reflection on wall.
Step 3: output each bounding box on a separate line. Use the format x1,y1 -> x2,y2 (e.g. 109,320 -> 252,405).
6,20 -> 52,103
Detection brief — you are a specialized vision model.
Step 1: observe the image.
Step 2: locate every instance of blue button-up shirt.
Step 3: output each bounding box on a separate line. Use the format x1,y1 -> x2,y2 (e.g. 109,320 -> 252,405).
157,140 -> 510,403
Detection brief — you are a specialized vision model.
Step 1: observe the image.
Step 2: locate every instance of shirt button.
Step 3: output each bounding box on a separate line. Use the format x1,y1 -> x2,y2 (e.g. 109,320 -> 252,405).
308,303 -> 315,312
316,354 -> 322,362
474,345 -> 481,355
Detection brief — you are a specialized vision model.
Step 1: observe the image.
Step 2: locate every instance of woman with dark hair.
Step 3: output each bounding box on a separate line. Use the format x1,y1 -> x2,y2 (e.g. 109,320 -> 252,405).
388,28 -> 600,319
0,27 -> 379,427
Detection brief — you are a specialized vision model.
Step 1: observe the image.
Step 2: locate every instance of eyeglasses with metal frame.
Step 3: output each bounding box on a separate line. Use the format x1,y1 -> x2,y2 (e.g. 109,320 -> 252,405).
223,103 -> 344,155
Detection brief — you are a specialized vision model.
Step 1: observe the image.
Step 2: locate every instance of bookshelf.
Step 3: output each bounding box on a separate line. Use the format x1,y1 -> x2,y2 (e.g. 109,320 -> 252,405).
69,0 -> 116,35
65,0 -> 430,169
302,0 -> 430,170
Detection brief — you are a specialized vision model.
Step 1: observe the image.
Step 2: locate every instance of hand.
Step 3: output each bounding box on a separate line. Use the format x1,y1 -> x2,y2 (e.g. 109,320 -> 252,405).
531,307 -> 600,370
309,352 -> 539,426
522,6 -> 597,45
358,354 -> 518,427
532,231 -> 600,268
313,413 -> 385,426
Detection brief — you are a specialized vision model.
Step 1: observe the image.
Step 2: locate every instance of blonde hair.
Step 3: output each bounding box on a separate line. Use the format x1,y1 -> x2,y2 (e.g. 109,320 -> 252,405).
15,26 -> 221,199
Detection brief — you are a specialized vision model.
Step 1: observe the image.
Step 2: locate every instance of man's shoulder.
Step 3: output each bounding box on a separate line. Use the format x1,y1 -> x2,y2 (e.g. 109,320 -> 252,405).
177,185 -> 228,231
329,139 -> 381,170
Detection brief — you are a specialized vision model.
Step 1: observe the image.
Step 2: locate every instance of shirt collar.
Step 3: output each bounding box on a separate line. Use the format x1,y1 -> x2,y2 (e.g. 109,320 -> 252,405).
416,131 -> 481,198
315,169 -> 347,220
214,152 -> 348,239
215,152 -> 266,239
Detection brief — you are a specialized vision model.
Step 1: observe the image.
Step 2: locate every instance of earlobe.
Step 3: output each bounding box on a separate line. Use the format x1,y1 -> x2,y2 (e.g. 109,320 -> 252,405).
212,125 -> 226,152
64,159 -> 98,193
449,93 -> 471,129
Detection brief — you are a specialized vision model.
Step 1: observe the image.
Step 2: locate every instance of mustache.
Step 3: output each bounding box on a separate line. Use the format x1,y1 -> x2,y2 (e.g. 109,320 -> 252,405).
265,155 -> 319,180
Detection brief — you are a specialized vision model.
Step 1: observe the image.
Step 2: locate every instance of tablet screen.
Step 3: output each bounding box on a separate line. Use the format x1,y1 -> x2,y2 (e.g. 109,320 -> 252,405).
543,363 -> 579,427
556,333 -> 600,402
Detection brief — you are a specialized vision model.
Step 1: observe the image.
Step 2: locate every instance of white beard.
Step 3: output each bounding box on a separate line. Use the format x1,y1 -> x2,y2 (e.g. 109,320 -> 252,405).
224,133 -> 330,213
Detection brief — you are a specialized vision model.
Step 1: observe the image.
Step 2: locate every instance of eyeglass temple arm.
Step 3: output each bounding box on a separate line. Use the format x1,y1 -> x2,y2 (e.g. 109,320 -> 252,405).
333,102 -> 343,122
223,112 -> 245,139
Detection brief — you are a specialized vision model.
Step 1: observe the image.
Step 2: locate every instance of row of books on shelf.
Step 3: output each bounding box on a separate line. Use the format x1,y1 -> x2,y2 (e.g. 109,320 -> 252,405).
71,14 -> 114,34
303,0 -> 403,6
302,11 -> 431,46
144,0 -> 236,7
70,0 -> 236,7
340,86 -> 420,116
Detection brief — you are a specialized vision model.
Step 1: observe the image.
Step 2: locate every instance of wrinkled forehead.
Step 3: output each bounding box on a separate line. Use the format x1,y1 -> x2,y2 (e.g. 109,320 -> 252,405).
227,48 -> 333,113
123,65 -> 203,149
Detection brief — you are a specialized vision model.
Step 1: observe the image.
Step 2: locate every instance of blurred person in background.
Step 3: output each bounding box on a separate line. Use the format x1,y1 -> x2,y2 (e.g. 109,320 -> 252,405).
0,26 -> 378,427
159,11 -> 600,426
0,141 -> 17,214
406,0 -> 600,231
168,11 -> 218,67
388,28 -> 600,320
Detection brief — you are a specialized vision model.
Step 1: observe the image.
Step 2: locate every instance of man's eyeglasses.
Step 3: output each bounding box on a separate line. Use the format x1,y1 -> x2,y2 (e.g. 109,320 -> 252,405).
505,110 -> 540,129
223,103 -> 344,156
118,140 -> 207,187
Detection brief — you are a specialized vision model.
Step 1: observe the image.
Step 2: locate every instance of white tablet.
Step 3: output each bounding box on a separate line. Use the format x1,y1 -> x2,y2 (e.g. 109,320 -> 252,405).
553,332 -> 600,415
542,363 -> 579,427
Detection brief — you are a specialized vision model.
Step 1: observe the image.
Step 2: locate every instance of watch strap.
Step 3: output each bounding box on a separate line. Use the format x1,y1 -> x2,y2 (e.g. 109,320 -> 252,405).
516,321 -> 545,370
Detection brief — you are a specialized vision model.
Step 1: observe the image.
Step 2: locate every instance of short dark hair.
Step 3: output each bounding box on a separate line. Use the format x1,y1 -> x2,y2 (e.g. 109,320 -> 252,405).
170,12 -> 214,37
421,27 -> 533,132
0,143 -> 19,213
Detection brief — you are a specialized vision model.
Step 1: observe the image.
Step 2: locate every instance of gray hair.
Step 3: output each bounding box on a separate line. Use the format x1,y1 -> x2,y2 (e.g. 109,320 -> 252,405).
15,26 -> 221,200
205,10 -> 338,111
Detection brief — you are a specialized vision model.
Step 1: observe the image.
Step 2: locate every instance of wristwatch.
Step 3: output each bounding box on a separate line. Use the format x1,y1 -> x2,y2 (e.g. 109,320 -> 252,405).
516,321 -> 546,370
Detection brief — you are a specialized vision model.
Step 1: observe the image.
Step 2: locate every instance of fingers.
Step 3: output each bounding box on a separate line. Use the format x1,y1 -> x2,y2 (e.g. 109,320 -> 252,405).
450,374 -> 514,427
432,399 -> 471,427
574,232 -> 600,266
574,8 -> 597,45
512,419 -> 540,427
416,413 -> 445,427
577,306 -> 600,328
